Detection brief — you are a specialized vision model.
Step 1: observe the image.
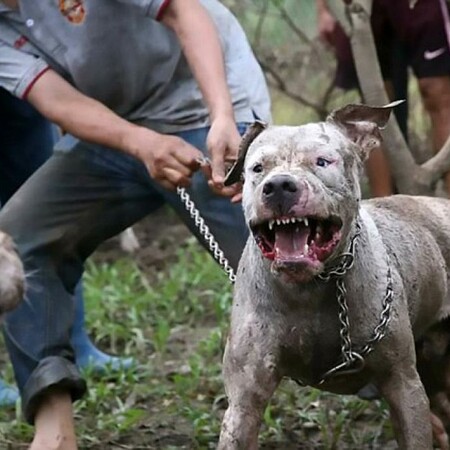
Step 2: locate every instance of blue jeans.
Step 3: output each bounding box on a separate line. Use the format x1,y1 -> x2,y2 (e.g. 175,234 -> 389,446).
0,125 -> 249,423
0,90 -> 116,368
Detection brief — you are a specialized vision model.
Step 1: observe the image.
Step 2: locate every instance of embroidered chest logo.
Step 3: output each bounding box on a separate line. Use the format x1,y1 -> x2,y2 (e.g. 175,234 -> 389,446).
58,0 -> 86,24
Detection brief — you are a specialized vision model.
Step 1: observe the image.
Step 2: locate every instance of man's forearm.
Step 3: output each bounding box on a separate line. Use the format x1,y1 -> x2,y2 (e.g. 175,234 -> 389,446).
161,0 -> 235,121
26,69 -> 154,159
25,68 -> 204,191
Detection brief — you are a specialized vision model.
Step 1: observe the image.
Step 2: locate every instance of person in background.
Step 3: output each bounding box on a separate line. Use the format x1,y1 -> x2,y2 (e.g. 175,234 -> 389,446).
317,0 -> 450,197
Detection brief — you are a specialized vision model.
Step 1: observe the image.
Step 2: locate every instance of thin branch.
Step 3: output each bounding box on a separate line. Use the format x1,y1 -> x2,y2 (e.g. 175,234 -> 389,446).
252,0 -> 270,49
270,0 -> 312,46
270,0 -> 327,67
421,133 -> 450,182
318,78 -> 336,120
260,61 -> 327,116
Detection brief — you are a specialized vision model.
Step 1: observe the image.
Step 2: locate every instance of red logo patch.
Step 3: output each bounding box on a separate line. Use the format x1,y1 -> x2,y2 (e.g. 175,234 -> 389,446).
14,35 -> 28,49
59,0 -> 86,24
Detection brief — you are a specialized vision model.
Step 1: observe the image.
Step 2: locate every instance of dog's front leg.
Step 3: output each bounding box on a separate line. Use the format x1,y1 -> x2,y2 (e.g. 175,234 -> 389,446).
218,339 -> 281,450
379,360 -> 433,449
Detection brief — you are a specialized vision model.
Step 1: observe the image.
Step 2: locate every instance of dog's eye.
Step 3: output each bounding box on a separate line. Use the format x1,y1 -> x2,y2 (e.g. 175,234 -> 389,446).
252,163 -> 263,173
316,157 -> 331,168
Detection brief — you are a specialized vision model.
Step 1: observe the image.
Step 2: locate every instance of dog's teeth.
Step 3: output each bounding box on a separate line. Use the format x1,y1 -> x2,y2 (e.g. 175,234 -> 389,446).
304,243 -> 309,255
304,218 -> 309,227
276,219 -> 281,225
269,220 -> 274,230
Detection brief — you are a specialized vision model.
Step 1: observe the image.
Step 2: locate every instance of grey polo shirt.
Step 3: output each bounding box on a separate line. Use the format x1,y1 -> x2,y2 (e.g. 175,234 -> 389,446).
0,0 -> 260,133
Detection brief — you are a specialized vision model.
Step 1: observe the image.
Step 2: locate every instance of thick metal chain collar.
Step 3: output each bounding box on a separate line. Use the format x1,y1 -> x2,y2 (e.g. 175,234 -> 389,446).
177,188 -> 394,383
315,218 -> 394,384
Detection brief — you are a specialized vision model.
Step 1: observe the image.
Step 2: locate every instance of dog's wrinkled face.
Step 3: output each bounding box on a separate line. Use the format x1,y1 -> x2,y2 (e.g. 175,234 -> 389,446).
0,231 -> 24,315
240,103 -> 396,283
242,124 -> 358,282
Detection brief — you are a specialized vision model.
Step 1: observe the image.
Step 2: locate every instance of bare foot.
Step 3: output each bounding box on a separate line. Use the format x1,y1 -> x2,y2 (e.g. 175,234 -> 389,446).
29,388 -> 78,450
29,433 -> 77,450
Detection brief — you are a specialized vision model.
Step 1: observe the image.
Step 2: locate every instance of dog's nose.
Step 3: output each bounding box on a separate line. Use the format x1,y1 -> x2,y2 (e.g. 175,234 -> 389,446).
263,175 -> 298,197
262,175 -> 299,213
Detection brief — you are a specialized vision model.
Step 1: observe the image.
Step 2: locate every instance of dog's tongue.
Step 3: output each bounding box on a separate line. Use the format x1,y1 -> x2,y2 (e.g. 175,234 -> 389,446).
274,225 -> 309,259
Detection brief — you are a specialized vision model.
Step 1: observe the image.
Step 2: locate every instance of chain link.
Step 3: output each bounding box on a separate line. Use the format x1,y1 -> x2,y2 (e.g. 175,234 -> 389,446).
318,221 -> 361,282
359,265 -> 394,357
177,187 -> 236,283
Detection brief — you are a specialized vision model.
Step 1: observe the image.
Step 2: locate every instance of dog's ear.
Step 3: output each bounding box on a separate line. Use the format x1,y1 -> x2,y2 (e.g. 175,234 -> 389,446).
327,100 -> 404,158
224,120 -> 267,186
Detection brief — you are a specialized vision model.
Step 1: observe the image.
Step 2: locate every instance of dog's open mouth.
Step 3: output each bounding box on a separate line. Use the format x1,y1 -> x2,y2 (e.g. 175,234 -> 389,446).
251,216 -> 342,265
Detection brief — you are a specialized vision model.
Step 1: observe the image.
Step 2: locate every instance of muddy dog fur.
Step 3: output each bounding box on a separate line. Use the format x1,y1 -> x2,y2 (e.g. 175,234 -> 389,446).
218,103 -> 450,450
0,230 -> 24,316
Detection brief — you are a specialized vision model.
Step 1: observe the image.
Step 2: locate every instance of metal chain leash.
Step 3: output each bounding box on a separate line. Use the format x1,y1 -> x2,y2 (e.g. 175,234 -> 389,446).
177,186 -> 236,283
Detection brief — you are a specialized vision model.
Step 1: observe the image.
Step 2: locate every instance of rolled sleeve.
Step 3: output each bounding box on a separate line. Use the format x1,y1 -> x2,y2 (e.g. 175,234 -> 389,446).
0,42 -> 50,98
116,0 -> 171,20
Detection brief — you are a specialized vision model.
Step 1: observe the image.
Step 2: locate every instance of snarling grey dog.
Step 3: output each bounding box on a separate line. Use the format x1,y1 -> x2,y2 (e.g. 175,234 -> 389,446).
0,230 -> 24,316
218,102 -> 450,450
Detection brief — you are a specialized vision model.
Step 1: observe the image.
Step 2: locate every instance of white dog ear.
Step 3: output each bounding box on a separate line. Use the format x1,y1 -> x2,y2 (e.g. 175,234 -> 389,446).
327,100 -> 404,159
224,120 -> 267,186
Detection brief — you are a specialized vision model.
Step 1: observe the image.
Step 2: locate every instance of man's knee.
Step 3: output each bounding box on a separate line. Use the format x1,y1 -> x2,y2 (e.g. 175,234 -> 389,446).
418,76 -> 450,115
0,213 -> 59,262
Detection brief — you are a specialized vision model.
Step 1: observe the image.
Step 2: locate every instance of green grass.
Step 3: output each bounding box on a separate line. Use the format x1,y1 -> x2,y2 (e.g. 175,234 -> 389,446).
0,239 -> 394,449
